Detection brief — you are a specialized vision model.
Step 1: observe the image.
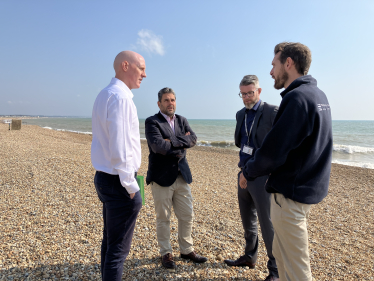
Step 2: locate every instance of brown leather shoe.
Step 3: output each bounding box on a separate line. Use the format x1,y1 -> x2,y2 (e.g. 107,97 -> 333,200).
224,255 -> 255,268
180,251 -> 208,263
161,253 -> 176,270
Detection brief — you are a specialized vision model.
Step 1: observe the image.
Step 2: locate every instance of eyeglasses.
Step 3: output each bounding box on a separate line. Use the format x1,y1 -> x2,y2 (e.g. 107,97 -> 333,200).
238,89 -> 257,98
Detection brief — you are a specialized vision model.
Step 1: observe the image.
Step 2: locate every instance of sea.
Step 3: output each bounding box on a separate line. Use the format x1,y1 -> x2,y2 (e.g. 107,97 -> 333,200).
22,117 -> 374,169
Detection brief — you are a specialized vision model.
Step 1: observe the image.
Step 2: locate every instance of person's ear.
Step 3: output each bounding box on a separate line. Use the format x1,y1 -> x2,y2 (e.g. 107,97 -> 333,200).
157,101 -> 161,109
285,57 -> 294,70
122,61 -> 129,72
257,88 -> 262,95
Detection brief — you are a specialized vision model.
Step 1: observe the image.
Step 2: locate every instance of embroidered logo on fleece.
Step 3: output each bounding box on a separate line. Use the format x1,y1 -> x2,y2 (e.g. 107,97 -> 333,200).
317,104 -> 331,112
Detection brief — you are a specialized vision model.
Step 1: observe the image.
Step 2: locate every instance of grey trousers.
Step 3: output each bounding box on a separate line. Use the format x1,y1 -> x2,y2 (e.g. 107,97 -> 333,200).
238,172 -> 278,278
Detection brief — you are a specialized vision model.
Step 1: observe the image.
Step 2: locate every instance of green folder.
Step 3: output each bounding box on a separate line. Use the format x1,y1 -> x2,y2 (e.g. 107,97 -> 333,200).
136,175 -> 145,205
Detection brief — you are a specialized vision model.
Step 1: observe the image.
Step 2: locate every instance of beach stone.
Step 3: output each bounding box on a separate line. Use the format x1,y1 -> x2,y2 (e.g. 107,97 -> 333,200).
0,122 -> 373,280
216,254 -> 223,261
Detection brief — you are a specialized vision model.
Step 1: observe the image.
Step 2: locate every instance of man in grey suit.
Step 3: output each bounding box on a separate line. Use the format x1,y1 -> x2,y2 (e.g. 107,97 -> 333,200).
224,75 -> 279,281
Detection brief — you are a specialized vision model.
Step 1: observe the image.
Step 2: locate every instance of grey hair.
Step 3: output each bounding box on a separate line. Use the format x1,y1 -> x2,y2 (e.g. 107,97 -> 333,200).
239,75 -> 260,88
158,87 -> 176,102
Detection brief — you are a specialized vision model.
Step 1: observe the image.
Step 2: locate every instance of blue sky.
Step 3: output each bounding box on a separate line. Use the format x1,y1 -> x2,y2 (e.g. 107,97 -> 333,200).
0,1 -> 373,120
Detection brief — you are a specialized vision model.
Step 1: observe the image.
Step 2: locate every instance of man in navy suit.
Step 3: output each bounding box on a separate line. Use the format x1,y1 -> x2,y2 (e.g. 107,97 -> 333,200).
224,75 -> 279,281
145,87 -> 207,271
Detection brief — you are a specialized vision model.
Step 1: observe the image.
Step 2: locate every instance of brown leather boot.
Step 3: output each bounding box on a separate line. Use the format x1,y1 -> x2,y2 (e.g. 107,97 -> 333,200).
162,253 -> 176,270
180,251 -> 208,263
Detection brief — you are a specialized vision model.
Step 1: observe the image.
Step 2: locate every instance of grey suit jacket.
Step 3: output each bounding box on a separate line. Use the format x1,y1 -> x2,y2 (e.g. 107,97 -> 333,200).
235,101 -> 278,187
235,101 -> 278,150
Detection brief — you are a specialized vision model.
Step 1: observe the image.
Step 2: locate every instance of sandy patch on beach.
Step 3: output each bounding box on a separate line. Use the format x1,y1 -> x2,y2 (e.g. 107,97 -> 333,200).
0,124 -> 373,280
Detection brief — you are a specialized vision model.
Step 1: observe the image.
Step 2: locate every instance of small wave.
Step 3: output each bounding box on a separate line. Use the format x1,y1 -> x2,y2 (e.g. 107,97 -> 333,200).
42,127 -> 92,135
332,160 -> 374,169
333,144 -> 374,154
59,129 -> 92,135
197,140 -> 235,148
78,131 -> 92,135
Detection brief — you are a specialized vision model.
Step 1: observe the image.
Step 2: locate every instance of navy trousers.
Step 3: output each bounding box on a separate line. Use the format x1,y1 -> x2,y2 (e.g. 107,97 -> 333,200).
237,172 -> 278,278
94,171 -> 142,281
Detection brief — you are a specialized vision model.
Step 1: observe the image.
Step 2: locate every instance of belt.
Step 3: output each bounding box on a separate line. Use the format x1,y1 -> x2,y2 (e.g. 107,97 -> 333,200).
97,171 -> 137,179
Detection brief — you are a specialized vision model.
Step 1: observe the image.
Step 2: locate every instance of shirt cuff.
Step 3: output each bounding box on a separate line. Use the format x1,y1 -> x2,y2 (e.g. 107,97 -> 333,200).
123,179 -> 140,194
118,170 -> 140,194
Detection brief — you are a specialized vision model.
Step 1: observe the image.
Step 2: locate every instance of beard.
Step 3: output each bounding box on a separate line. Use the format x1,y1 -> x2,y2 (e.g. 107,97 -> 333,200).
243,98 -> 259,110
161,107 -> 175,117
273,66 -> 288,90
244,102 -> 256,110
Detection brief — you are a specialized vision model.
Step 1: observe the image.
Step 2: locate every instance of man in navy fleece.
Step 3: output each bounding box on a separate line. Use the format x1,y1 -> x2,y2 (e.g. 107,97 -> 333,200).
239,42 -> 332,281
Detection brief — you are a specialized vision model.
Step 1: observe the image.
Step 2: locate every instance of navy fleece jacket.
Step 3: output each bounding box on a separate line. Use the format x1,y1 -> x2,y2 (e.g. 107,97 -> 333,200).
242,75 -> 332,204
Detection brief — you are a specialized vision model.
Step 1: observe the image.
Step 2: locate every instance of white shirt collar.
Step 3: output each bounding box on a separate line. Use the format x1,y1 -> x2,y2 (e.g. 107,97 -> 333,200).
110,78 -> 134,99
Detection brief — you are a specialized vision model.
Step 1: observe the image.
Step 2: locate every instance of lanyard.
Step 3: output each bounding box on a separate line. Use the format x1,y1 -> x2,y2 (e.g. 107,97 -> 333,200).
245,112 -> 256,146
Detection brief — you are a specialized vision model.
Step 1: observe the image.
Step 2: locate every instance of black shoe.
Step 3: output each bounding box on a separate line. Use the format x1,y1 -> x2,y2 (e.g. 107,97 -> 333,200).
180,251 -> 208,263
224,255 -> 255,268
264,274 -> 280,281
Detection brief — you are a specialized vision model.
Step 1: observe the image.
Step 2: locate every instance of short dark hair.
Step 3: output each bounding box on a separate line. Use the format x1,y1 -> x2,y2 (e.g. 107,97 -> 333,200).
274,42 -> 312,75
158,87 -> 176,102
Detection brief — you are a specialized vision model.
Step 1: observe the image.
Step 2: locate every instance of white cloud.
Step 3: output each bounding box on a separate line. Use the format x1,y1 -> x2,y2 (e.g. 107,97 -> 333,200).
136,29 -> 165,56
6,100 -> 30,105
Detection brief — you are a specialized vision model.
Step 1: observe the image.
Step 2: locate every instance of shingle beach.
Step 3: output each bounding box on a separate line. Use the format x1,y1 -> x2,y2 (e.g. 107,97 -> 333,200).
0,123 -> 373,280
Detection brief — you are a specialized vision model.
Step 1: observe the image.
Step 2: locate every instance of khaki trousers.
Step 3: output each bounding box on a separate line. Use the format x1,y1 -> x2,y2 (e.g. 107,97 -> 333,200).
271,193 -> 312,281
151,175 -> 194,256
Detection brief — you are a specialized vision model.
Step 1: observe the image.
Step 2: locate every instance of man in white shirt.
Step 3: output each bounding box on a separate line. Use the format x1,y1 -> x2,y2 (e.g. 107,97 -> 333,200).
91,50 -> 146,281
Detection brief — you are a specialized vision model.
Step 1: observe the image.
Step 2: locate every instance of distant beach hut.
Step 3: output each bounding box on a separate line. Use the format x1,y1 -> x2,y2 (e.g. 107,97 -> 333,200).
11,119 -> 22,130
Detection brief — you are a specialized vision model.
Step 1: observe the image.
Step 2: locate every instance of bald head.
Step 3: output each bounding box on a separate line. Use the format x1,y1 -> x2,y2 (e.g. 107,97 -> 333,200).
113,51 -> 135,73
113,51 -> 146,90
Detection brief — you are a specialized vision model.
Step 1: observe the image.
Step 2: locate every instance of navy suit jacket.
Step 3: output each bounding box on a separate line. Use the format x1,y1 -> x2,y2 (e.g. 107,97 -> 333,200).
145,112 -> 197,186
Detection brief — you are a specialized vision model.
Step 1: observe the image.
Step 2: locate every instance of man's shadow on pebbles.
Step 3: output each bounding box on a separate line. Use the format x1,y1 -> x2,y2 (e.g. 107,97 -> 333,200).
125,257 -> 264,281
0,258 -> 263,280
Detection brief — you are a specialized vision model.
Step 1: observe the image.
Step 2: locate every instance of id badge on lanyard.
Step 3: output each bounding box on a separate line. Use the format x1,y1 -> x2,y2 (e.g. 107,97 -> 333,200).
242,113 -> 255,155
242,145 -> 253,155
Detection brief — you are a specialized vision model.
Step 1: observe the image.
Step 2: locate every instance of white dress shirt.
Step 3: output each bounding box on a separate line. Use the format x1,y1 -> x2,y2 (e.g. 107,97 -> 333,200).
91,78 -> 141,194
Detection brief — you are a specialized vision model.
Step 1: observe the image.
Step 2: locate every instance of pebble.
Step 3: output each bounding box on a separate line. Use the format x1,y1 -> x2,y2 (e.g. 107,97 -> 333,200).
0,122 -> 373,280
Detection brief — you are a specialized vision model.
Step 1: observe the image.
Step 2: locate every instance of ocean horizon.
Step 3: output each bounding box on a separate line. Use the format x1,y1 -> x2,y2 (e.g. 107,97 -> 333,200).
20,117 -> 374,170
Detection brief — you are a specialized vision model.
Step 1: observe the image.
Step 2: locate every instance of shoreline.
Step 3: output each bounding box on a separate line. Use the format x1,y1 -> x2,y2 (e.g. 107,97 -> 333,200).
1,124 -> 373,280
6,121 -> 374,170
